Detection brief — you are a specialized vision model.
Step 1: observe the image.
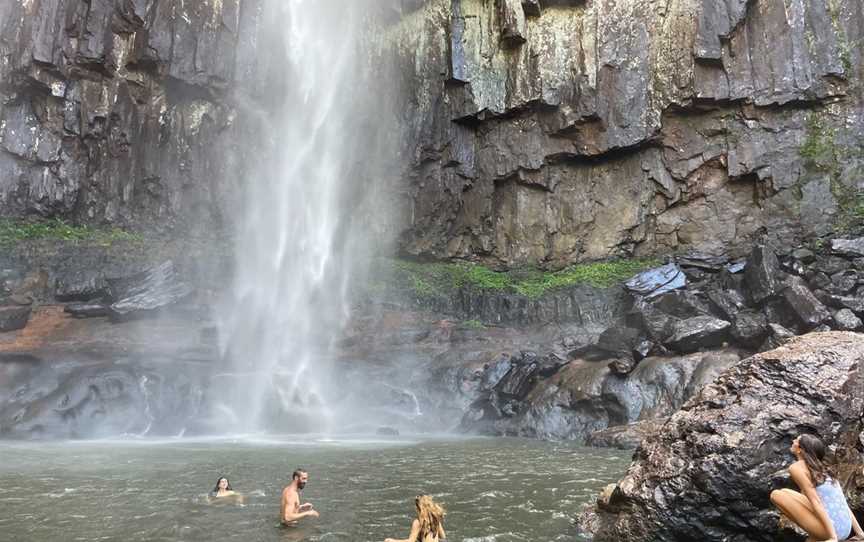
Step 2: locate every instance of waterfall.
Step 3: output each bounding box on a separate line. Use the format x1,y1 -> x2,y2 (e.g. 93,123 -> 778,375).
215,0 -> 392,434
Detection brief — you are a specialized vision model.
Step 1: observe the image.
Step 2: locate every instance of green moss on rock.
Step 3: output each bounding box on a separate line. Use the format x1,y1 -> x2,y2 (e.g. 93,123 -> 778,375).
0,218 -> 143,246
384,257 -> 660,300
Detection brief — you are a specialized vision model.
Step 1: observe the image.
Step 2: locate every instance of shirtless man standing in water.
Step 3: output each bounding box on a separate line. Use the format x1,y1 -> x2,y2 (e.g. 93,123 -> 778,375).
281,469 -> 319,526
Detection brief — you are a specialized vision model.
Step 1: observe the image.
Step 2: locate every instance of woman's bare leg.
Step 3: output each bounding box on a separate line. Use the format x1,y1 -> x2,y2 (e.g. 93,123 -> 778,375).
770,489 -> 831,540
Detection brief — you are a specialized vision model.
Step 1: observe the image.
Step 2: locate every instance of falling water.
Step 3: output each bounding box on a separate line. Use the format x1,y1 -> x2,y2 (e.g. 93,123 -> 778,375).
216,0 -> 392,433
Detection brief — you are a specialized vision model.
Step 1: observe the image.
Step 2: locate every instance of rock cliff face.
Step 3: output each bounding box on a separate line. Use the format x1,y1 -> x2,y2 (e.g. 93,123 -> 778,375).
4,1 -> 863,260
0,0 -> 280,233
387,0 -> 864,268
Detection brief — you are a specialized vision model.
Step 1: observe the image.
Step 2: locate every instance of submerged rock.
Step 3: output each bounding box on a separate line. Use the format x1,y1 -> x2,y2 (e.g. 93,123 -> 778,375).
582,332 -> 864,542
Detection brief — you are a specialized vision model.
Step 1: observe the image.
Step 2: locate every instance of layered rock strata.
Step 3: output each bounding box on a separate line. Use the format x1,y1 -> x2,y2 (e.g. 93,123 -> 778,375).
0,0 -> 277,233
388,0 -> 864,267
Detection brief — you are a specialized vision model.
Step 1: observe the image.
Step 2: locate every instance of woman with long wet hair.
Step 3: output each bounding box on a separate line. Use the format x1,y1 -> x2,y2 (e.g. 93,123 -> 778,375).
208,476 -> 244,503
384,494 -> 446,542
210,476 -> 235,497
771,435 -> 864,541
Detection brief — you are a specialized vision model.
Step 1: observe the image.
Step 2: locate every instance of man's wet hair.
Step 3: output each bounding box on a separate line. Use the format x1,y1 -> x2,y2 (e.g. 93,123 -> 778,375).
293,468 -> 307,480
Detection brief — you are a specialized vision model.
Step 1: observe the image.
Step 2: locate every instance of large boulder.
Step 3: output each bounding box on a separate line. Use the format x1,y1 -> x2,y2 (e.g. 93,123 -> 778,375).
461,349 -> 741,440
730,310 -> 769,347
831,238 -> 864,258
665,316 -> 731,353
581,332 -> 864,542
778,277 -> 831,331
743,245 -> 784,305
0,305 -> 32,332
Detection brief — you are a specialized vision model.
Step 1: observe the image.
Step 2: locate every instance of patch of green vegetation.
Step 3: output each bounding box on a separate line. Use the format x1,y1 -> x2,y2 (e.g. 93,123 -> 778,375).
831,185 -> 864,234
826,0 -> 861,77
840,43 -> 853,76
0,218 -> 142,246
800,114 -> 839,169
385,257 -> 660,300
796,111 -> 864,233
461,319 -> 487,330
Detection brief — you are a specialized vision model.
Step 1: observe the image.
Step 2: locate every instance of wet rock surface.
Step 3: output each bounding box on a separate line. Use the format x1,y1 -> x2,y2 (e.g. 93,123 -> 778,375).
447,239 -> 864,442
0,306 -> 31,332
0,360 -> 207,439
106,261 -> 193,321
580,332 -> 864,542
460,349 -> 742,440
0,0 -> 283,234
388,0 -> 864,267
585,419 -> 668,451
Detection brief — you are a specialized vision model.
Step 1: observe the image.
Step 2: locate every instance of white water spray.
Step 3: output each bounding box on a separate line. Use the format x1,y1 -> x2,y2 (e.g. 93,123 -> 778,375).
216,0 -> 390,433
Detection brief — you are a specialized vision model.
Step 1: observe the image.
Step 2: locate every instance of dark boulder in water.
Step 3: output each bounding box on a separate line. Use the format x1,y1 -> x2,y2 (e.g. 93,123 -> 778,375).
580,332 -> 864,542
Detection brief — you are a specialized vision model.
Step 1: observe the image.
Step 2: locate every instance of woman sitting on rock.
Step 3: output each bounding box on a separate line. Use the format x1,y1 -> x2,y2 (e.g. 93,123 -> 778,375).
384,494 -> 446,542
770,434 -> 863,541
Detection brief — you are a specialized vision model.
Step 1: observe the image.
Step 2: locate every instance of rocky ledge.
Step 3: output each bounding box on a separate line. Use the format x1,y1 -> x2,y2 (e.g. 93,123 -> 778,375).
3,234 -> 864,440
456,234 -> 864,441
579,332 -> 864,542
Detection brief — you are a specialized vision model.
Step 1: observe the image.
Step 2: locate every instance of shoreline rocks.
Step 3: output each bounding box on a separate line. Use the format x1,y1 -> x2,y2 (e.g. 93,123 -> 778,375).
579,332 -> 864,542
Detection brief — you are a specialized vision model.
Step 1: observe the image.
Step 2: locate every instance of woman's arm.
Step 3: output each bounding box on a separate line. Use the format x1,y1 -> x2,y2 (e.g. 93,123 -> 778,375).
438,524 -> 446,540
790,463 -> 838,541
385,519 -> 421,542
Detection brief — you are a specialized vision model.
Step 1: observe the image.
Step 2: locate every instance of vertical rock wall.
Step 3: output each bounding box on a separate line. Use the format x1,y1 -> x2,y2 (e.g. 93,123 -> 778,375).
387,0 -> 864,268
2,0 -> 863,262
0,0 -> 277,233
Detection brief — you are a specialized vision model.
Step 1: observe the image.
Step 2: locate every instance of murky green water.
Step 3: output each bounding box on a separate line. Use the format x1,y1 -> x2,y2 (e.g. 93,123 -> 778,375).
0,436 -> 630,542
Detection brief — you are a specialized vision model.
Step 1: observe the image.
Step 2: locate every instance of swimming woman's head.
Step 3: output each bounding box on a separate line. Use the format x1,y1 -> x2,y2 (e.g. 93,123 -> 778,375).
792,434 -> 833,485
213,476 -> 232,493
414,494 -> 445,536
